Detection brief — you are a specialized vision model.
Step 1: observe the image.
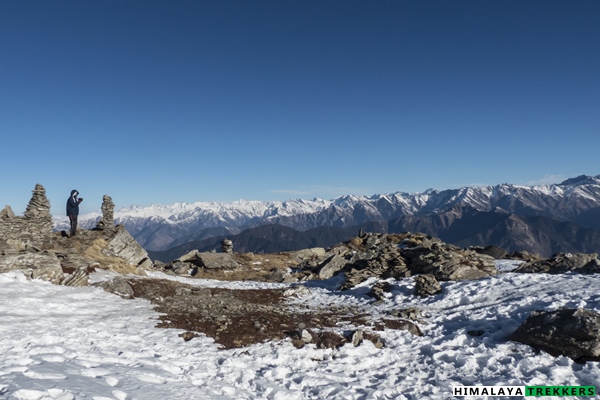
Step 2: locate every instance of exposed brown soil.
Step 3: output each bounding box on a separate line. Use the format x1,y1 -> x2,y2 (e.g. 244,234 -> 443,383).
123,277 -> 402,350
189,252 -> 301,282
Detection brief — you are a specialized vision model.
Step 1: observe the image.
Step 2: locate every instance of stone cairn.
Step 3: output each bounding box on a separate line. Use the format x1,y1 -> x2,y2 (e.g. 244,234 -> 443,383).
96,195 -> 115,230
23,184 -> 51,221
221,239 -> 233,253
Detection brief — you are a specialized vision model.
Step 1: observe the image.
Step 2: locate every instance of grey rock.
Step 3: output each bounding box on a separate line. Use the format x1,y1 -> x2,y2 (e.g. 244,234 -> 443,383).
516,252 -> 599,274
60,268 -> 89,287
317,253 -> 349,280
0,253 -> 63,284
106,225 -> 153,270
391,307 -> 423,322
509,308 -> 600,362
414,274 -> 442,297
290,248 -> 327,262
94,276 -> 135,299
367,281 -> 392,302
0,205 -> 15,219
300,329 -> 313,343
283,285 -> 312,297
473,245 -> 508,260
176,249 -> 202,264
351,329 -> 363,347
581,259 -> 600,274
403,244 -> 497,281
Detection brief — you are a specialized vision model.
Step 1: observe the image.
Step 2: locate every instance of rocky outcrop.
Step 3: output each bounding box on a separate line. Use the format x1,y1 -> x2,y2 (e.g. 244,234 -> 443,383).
304,232 -> 497,290
1,186 -> 153,288
509,308 -> 600,363
402,239 -> 497,281
515,252 -> 600,274
104,225 -> 153,270
0,253 -> 63,284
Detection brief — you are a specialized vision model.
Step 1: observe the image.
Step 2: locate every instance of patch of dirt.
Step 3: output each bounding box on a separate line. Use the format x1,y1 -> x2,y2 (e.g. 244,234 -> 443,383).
189,252 -> 300,282
123,277 -> 412,350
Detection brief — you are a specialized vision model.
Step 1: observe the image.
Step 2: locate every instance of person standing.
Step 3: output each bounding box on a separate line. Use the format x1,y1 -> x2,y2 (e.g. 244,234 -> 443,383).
66,190 -> 83,237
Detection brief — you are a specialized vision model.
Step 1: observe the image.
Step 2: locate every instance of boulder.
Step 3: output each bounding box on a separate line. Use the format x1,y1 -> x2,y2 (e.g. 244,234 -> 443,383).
509,308 -> 600,362
507,250 -> 542,263
0,205 -> 15,219
472,245 -> 508,260
105,225 -> 153,270
176,249 -> 202,265
94,276 -> 135,299
413,274 -> 442,297
60,268 -> 89,287
0,253 -> 63,284
290,247 -> 327,262
367,281 -> 392,301
317,253 -> 349,280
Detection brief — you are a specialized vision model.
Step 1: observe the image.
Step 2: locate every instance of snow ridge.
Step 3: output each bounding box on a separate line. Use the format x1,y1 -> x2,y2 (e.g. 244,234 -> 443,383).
52,175 -> 600,250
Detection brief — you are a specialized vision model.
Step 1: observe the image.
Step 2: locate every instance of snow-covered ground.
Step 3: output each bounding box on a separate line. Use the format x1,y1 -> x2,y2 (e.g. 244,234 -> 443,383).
1,264 -> 599,400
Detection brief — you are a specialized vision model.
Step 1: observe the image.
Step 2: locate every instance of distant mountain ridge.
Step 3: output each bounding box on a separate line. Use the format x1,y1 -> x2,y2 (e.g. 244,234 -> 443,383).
54,175 -> 600,255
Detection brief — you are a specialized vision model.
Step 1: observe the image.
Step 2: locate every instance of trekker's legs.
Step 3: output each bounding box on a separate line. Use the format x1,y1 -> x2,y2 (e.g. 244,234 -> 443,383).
69,215 -> 78,237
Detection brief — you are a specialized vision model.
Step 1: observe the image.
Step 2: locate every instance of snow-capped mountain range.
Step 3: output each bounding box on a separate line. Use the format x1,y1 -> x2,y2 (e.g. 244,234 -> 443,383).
53,174 -> 600,251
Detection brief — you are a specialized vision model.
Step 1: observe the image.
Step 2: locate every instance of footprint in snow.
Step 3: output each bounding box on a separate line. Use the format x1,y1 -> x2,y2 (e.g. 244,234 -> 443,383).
136,373 -> 167,384
23,369 -> 68,380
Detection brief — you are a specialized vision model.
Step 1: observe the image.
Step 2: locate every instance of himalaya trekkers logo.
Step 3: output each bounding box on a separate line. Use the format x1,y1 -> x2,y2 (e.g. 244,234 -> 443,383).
452,385 -> 596,397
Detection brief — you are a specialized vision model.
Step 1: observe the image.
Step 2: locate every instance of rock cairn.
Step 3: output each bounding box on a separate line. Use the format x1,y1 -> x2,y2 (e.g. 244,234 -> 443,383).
96,195 -> 115,230
23,184 -> 51,221
221,239 -> 233,253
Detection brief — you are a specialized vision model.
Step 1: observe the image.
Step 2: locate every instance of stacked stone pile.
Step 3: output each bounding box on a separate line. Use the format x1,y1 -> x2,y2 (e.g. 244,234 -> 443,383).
221,239 -> 233,253
0,184 -> 52,252
95,195 -> 115,230
24,183 -> 51,221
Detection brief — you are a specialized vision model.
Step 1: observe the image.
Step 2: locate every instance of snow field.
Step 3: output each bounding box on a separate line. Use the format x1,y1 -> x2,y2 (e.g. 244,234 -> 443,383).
1,266 -> 599,400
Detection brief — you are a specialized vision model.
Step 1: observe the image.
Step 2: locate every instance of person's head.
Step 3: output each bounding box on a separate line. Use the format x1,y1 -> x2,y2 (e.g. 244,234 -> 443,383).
71,190 -> 79,197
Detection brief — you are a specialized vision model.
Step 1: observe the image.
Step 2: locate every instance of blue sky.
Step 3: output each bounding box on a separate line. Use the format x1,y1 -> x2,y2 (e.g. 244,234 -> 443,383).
1,1 -> 599,215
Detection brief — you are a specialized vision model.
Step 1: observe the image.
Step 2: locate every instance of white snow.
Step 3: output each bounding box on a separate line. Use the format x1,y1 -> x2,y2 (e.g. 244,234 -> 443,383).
1,270 -> 599,400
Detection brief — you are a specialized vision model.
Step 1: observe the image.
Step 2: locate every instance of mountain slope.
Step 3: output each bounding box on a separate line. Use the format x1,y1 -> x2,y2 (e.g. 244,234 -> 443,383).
54,174 -> 600,252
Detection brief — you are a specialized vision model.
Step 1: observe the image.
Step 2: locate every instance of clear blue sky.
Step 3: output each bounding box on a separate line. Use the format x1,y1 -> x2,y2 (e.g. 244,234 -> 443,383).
2,1 -> 599,215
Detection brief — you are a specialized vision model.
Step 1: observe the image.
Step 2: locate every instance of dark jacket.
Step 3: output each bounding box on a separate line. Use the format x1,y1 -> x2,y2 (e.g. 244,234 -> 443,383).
66,190 -> 80,216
